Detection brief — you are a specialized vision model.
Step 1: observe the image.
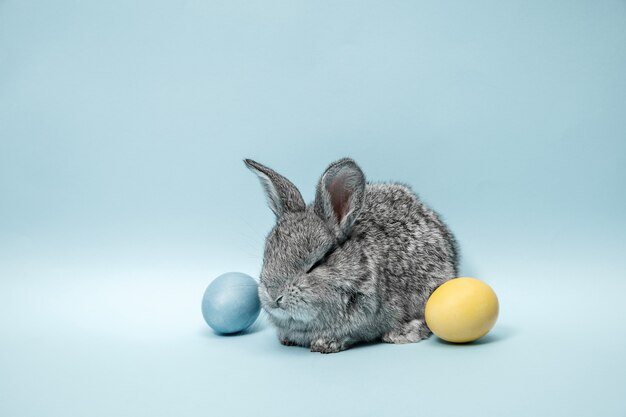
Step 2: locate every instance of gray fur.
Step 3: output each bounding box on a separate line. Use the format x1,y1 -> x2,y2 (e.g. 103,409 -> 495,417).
245,158 -> 459,353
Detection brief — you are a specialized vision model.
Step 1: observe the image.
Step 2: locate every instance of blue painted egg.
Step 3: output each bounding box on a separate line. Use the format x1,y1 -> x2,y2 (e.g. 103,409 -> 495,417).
201,272 -> 261,334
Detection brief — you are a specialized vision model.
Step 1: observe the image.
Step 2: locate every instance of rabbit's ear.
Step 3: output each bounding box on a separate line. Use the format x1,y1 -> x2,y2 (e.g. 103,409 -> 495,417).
314,158 -> 365,240
244,159 -> 305,218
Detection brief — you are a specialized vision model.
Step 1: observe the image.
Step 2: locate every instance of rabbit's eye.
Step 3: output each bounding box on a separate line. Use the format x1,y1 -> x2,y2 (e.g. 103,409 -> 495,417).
306,258 -> 325,274
306,245 -> 336,273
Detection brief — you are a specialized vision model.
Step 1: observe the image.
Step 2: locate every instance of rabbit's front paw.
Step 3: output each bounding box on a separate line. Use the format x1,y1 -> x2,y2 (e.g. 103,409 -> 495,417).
280,338 -> 299,347
310,338 -> 346,354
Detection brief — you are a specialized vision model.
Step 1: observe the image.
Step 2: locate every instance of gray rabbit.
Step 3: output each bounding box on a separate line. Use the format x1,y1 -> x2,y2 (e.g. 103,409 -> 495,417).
245,158 -> 459,353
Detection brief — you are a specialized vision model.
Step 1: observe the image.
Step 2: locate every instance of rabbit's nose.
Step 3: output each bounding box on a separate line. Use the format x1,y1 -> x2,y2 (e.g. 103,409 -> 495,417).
275,295 -> 284,308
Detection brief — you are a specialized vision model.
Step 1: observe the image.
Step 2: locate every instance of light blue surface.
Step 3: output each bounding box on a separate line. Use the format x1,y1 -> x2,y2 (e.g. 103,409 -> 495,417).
201,272 -> 260,334
1,1 -> 625,416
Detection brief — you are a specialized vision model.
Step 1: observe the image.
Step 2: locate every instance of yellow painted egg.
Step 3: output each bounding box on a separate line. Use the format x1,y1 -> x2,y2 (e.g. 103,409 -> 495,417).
425,277 -> 499,343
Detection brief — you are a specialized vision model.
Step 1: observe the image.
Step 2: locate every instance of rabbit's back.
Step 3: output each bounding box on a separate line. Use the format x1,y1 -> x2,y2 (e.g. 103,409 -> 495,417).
347,183 -> 458,326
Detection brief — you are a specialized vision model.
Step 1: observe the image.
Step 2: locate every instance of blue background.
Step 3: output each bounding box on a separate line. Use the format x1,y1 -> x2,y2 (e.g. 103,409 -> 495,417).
1,1 -> 625,416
